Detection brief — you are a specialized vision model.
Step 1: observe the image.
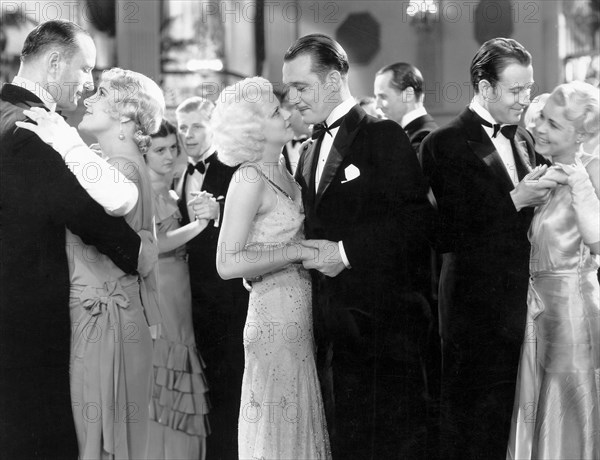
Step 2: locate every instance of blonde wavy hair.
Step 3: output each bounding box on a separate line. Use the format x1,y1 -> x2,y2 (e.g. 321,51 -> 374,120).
211,77 -> 276,166
102,67 -> 165,153
549,81 -> 600,139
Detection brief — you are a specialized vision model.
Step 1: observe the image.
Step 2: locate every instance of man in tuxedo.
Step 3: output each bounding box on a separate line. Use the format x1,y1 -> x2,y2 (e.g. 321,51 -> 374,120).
283,34 -> 435,459
175,97 -> 248,460
375,60 -> 441,433
374,62 -> 438,160
420,38 -> 556,459
0,20 -> 145,458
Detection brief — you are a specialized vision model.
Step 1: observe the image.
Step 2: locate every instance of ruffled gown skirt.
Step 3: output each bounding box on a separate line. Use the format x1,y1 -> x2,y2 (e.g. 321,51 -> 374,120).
147,255 -> 210,460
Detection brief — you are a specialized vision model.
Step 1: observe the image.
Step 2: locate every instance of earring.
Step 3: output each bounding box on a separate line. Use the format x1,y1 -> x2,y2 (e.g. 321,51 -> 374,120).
118,122 -> 125,140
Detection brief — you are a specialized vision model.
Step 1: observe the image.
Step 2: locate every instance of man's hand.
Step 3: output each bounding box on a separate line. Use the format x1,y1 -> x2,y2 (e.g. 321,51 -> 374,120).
510,165 -> 558,211
137,230 -> 158,277
300,239 -> 346,277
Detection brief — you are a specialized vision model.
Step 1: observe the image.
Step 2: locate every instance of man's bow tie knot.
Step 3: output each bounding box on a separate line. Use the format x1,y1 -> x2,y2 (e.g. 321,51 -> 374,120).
478,116 -> 518,140
291,137 -> 307,147
187,154 -> 214,175
311,117 -> 344,140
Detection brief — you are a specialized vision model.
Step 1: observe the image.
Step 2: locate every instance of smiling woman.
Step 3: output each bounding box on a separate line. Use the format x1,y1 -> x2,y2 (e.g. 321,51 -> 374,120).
508,81 -> 600,460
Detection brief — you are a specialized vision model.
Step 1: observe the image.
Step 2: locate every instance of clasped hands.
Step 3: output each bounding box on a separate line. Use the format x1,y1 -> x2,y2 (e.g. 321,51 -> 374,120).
296,239 -> 346,277
188,191 -> 220,221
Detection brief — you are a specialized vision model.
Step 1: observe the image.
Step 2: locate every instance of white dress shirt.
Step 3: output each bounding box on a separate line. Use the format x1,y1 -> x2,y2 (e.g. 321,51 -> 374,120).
315,98 -> 356,187
184,147 -> 220,226
400,106 -> 428,129
12,76 -> 138,216
314,98 -> 357,269
470,98 -> 519,186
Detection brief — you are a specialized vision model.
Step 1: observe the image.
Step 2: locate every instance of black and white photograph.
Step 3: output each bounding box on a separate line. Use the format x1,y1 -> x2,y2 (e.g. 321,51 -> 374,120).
1,1 -> 599,459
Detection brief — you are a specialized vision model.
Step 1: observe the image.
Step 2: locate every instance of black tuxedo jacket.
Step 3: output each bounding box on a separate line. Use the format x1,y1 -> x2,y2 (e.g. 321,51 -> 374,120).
296,105 -> 434,337
0,83 -> 140,456
404,113 -> 438,160
177,154 -> 238,283
421,107 -> 545,344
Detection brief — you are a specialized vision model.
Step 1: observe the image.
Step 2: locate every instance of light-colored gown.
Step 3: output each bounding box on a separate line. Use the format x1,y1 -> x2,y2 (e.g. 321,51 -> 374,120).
238,167 -> 331,460
147,187 -> 211,460
69,155 -> 160,460
507,153 -> 600,459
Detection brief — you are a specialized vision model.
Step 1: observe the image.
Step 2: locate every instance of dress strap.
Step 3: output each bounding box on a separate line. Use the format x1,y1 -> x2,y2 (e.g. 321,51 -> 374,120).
248,164 -> 294,201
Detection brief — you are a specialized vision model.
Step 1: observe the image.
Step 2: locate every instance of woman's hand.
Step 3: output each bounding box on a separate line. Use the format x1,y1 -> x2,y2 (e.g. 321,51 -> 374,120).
554,159 -> 590,188
295,241 -> 319,263
542,166 -> 569,185
16,107 -> 85,157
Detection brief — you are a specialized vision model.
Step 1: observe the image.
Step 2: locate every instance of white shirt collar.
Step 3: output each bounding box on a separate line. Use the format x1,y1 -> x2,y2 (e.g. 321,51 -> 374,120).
12,76 -> 57,111
325,98 -> 356,126
469,97 -> 496,126
401,106 -> 428,128
188,146 -> 217,166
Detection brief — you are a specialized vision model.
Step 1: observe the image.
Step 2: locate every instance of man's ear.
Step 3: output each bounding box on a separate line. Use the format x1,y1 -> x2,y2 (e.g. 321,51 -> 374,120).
403,87 -> 416,102
46,51 -> 62,78
325,70 -> 342,92
478,79 -> 493,100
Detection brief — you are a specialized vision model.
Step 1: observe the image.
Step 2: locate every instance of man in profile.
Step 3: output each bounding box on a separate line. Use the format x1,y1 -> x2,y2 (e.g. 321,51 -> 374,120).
374,62 -> 438,160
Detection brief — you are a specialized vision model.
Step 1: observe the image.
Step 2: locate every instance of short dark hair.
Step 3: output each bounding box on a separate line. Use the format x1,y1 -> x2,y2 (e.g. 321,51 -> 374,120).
376,62 -> 424,99
150,119 -> 178,139
21,20 -> 89,62
470,38 -> 532,92
283,33 -> 349,81
150,119 -> 180,156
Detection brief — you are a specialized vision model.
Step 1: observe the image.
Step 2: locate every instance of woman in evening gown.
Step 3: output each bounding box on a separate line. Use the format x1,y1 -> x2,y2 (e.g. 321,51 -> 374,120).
144,120 -> 211,460
212,77 -> 331,460
507,81 -> 600,459
21,68 -> 164,459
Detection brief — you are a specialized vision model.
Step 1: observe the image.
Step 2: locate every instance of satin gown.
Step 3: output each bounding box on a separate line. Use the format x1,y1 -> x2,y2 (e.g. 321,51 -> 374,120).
238,168 -> 331,460
507,154 -> 600,459
147,188 -> 211,460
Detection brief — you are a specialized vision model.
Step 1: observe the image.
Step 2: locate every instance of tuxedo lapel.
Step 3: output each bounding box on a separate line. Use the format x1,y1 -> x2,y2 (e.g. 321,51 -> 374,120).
315,105 -> 364,207
177,167 -> 192,224
300,139 -> 318,203
460,108 -> 515,193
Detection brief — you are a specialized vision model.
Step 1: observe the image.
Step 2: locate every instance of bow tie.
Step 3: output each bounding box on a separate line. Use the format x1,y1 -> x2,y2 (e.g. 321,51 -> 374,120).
477,116 -> 518,140
291,137 -> 308,147
311,117 -> 344,140
186,153 -> 214,175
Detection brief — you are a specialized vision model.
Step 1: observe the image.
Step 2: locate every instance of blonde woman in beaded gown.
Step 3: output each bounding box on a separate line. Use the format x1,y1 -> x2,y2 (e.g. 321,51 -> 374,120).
507,81 -> 600,459
211,77 -> 331,460
144,120 -> 211,460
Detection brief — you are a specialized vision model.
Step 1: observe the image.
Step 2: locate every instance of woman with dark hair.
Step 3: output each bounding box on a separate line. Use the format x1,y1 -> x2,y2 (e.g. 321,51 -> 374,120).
144,120 -> 210,460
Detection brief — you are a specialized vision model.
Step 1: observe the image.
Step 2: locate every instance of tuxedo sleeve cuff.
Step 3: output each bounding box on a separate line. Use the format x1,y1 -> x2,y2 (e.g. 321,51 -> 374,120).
339,241 -> 351,269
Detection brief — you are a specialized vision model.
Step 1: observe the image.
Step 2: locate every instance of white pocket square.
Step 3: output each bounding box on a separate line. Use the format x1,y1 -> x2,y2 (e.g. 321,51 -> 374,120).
341,164 -> 360,183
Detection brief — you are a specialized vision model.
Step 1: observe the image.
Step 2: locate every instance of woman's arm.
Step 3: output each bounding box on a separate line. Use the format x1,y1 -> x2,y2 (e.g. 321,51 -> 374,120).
558,158 -> 600,254
157,219 -> 208,253
16,107 -> 138,216
216,166 -> 312,280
